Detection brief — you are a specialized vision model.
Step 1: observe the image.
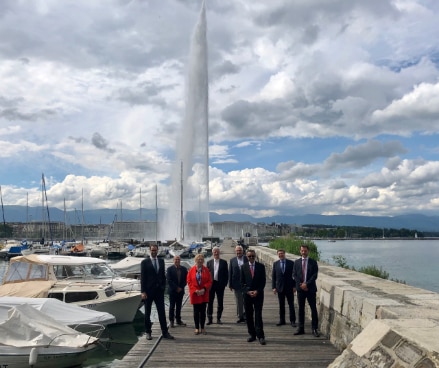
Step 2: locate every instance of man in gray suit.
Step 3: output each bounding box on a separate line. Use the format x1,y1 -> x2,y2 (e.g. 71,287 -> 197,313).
272,249 -> 296,327
228,245 -> 248,323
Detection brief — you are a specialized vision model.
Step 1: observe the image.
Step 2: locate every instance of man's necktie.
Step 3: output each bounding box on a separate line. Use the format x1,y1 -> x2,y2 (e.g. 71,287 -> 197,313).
302,258 -> 306,282
153,258 -> 158,273
281,260 -> 285,273
250,263 -> 254,278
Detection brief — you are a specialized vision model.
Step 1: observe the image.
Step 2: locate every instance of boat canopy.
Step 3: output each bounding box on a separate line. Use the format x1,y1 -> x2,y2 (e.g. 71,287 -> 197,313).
0,304 -> 98,348
0,297 -> 116,326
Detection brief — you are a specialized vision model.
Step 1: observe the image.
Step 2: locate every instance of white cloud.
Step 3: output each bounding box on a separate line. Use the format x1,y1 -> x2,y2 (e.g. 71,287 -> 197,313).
1,0 -> 439,222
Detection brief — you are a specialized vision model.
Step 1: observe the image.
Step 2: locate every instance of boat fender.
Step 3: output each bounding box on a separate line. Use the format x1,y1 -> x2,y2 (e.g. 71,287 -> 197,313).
29,347 -> 39,366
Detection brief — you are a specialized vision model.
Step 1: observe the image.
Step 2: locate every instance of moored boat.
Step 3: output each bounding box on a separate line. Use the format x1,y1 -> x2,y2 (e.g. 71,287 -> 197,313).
0,304 -> 101,368
0,254 -> 141,324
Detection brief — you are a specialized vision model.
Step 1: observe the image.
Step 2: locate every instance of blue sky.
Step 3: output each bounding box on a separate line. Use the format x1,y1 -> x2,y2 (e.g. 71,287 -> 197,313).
1,0 -> 439,219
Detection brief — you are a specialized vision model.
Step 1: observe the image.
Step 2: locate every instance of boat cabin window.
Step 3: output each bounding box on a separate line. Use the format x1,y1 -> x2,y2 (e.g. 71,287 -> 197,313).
105,287 -> 116,297
53,265 -> 84,279
84,263 -> 114,277
48,291 -> 99,303
3,262 -> 48,282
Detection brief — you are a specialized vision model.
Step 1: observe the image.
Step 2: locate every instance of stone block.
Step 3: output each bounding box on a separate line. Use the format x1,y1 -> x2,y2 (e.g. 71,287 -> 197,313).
369,346 -> 394,368
395,341 -> 423,365
381,330 -> 402,349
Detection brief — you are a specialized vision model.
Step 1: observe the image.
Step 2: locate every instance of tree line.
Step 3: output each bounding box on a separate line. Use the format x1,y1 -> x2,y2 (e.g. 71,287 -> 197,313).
295,224 -> 424,239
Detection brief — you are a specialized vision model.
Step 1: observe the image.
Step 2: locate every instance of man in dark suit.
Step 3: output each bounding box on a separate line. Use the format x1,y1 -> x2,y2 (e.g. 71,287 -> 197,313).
206,246 -> 229,325
141,244 -> 174,340
229,245 -> 248,323
272,249 -> 296,327
166,255 -> 188,328
292,244 -> 320,337
240,248 -> 266,345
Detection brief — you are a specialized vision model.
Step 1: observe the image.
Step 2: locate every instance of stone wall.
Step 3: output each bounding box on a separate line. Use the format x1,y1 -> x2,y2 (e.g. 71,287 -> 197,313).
254,247 -> 439,368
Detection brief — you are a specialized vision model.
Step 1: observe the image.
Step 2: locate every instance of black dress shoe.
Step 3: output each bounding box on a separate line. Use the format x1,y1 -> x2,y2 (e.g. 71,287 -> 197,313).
236,318 -> 245,323
176,320 -> 186,326
217,319 -> 223,325
170,321 -> 175,328
146,333 -> 152,340
276,321 -> 286,326
247,336 -> 256,342
162,333 -> 175,340
312,329 -> 320,337
293,330 -> 305,335
206,320 -> 213,326
291,322 -> 297,328
259,338 -> 266,345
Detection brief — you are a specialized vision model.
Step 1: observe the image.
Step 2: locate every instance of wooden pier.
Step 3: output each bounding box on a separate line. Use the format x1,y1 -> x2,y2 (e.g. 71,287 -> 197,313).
118,241 -> 340,367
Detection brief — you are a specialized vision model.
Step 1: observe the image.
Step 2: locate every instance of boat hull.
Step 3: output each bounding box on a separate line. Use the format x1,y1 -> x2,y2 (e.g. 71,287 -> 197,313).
75,291 -> 141,324
0,345 -> 96,368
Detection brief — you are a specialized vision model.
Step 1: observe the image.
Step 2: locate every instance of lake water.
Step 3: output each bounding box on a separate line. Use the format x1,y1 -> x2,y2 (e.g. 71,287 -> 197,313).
314,239 -> 439,293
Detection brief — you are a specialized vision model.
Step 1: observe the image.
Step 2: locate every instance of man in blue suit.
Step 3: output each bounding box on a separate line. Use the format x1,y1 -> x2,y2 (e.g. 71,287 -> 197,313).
292,244 -> 319,337
141,244 -> 175,340
272,249 -> 296,327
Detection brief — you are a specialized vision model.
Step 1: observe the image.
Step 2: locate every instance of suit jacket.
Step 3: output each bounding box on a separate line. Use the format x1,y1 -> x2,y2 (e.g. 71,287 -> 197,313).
207,258 -> 229,289
292,257 -> 318,293
240,261 -> 266,295
229,255 -> 248,290
140,257 -> 166,295
187,265 -> 212,304
271,258 -> 294,293
166,264 -> 188,295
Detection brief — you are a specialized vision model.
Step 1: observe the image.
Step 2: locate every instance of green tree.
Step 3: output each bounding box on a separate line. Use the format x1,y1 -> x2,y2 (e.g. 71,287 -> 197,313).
269,236 -> 320,261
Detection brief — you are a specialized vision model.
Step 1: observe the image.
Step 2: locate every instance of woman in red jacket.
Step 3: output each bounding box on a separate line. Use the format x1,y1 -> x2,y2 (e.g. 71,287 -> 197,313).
187,253 -> 212,335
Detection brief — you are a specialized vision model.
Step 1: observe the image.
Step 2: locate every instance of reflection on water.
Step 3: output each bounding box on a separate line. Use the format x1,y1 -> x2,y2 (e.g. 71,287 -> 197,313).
84,313 -> 145,368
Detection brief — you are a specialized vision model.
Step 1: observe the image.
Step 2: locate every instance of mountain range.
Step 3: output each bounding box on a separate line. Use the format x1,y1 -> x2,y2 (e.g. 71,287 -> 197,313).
2,205 -> 439,232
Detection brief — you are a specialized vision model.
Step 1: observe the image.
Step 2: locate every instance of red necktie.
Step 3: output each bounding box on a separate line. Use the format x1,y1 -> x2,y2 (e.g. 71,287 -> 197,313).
250,263 -> 254,278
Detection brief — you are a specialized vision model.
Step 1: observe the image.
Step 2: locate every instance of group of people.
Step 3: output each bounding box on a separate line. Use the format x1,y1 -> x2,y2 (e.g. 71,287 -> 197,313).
140,243 -> 319,345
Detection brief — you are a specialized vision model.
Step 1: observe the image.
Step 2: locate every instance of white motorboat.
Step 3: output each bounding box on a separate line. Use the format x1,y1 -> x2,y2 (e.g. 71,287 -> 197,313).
0,296 -> 116,326
0,254 -> 141,324
11,254 -> 140,292
111,255 -> 192,279
0,304 -> 101,368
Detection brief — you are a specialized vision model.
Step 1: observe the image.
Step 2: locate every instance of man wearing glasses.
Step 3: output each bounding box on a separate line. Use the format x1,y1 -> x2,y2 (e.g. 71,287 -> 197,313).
240,249 -> 266,345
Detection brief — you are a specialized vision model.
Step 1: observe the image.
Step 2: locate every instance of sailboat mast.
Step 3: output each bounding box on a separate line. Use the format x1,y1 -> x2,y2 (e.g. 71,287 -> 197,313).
139,187 -> 142,221
0,186 -> 6,230
155,184 -> 158,244
81,189 -> 85,242
180,161 -> 184,241
63,198 -> 67,240
42,174 -> 53,244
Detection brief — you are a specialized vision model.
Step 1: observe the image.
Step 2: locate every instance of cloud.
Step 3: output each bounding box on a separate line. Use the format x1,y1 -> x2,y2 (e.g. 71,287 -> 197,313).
1,0 -> 439,222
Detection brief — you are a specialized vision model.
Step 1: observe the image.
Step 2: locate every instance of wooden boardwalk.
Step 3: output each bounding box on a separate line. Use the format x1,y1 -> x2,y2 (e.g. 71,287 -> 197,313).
119,241 -> 340,368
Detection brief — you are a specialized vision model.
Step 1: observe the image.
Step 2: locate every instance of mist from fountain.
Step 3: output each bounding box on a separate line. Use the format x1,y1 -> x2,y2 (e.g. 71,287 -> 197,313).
159,1 -> 209,242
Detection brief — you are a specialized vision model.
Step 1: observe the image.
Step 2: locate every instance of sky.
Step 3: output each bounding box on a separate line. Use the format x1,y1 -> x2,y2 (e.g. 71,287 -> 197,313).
1,0 -> 439,220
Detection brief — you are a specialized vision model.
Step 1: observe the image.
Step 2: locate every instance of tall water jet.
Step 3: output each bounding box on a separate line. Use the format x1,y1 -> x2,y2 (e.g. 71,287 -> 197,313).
160,1 -> 209,242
